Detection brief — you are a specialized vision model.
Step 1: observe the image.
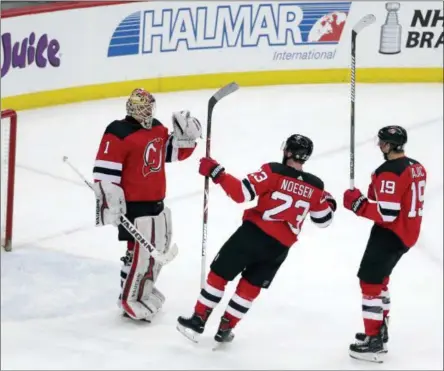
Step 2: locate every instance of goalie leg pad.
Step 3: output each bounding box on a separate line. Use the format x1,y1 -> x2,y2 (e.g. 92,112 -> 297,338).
137,208 -> 172,303
119,208 -> 173,320
152,286 -> 166,304
117,249 -> 132,310
120,240 -> 157,321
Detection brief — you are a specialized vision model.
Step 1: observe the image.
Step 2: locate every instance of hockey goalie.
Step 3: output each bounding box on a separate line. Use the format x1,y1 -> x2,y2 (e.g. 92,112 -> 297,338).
92,88 -> 201,321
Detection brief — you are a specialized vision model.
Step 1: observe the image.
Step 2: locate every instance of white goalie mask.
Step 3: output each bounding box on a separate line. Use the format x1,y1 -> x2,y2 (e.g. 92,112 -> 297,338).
126,88 -> 157,129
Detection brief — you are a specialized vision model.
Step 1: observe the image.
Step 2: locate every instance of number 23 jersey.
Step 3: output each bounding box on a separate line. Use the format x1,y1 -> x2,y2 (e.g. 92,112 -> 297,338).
219,162 -> 334,248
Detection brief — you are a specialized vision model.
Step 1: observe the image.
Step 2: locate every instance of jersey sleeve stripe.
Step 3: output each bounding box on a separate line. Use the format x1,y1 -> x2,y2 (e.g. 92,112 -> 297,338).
165,136 -> 179,162
310,208 -> 331,219
94,160 -> 123,171
377,201 -> 400,222
310,210 -> 333,228
378,207 -> 400,217
93,172 -> 121,183
378,201 -> 401,210
93,160 -> 123,184
93,166 -> 122,178
378,209 -> 399,222
241,178 -> 256,201
165,136 -> 173,162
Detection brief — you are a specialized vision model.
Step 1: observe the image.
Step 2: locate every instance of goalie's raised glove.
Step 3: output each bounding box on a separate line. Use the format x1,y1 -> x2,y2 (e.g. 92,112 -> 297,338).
199,157 -> 225,184
92,181 -> 126,226
172,110 -> 202,148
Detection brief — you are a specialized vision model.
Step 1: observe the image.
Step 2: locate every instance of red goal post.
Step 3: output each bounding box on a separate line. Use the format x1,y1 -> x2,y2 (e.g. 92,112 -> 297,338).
1,109 -> 17,251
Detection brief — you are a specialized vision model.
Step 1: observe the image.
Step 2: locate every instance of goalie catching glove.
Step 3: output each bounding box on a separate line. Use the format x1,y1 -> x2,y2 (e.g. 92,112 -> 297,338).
172,110 -> 202,148
92,181 -> 126,226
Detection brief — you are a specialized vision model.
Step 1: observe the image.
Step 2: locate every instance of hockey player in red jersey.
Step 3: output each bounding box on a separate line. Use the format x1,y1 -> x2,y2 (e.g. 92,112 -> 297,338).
92,88 -> 201,322
343,126 -> 427,363
177,134 -> 337,344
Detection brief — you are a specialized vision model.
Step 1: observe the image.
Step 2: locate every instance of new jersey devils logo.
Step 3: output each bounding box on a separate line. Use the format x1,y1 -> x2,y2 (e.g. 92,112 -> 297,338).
142,138 -> 163,177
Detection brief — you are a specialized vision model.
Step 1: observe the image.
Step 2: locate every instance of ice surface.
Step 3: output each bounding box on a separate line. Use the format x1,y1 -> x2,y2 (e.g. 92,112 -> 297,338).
1,84 -> 443,370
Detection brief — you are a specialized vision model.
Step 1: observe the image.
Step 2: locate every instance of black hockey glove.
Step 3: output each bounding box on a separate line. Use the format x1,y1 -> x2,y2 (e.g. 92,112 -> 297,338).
199,157 -> 225,184
344,188 -> 367,216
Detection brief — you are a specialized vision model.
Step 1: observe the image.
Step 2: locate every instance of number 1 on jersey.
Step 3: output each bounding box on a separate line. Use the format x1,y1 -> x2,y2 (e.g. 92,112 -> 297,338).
104,141 -> 110,154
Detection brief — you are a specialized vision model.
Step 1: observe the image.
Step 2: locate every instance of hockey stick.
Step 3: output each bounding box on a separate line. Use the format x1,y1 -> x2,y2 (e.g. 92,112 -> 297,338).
350,14 -> 376,189
62,156 -> 178,265
201,82 -> 239,288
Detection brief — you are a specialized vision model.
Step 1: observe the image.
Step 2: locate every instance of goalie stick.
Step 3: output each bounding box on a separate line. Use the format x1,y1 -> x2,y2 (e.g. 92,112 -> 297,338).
62,156 -> 178,265
201,82 -> 239,288
350,14 -> 376,189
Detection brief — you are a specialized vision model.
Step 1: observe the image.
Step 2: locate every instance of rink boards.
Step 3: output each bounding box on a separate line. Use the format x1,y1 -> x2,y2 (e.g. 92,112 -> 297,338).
1,1 -> 443,110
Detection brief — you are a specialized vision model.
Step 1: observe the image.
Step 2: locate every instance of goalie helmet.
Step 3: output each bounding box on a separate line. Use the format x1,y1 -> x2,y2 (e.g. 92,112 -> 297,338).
282,134 -> 314,164
126,88 -> 156,129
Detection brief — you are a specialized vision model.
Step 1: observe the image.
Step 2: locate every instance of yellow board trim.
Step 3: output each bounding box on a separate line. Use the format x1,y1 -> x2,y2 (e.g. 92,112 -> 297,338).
2,68 -> 442,111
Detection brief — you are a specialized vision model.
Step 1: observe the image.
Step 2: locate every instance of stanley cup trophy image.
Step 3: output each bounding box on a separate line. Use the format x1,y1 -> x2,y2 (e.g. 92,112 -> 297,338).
379,2 -> 402,54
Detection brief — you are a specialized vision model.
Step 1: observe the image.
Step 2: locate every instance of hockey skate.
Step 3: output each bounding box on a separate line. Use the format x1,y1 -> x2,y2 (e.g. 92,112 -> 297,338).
354,316 -> 389,353
212,316 -> 235,350
176,312 -> 208,343
349,333 -> 385,363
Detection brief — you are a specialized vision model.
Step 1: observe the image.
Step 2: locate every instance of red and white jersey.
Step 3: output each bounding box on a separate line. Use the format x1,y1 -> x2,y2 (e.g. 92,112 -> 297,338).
93,116 -> 195,202
218,162 -> 334,247
362,156 -> 427,248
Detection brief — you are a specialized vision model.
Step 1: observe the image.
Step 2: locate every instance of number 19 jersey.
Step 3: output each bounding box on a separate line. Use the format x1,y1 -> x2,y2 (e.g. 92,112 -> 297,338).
363,156 -> 427,248
219,162 -> 334,248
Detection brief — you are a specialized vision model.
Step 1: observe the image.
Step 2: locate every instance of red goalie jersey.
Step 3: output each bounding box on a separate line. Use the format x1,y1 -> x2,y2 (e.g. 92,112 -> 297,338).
362,157 -> 427,247
93,116 -> 195,201
217,162 -> 335,247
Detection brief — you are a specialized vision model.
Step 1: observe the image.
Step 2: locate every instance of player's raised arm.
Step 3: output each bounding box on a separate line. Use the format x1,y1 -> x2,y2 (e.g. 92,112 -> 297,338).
165,110 -> 201,163
198,158 -> 275,203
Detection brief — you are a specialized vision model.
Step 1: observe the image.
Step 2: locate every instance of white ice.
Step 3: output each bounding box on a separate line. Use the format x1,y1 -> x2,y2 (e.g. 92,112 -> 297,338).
1,83 -> 443,370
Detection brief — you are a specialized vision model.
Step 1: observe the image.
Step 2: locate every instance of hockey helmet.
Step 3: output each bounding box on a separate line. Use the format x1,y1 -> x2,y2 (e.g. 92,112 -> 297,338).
126,88 -> 156,129
282,134 -> 314,164
377,125 -> 407,152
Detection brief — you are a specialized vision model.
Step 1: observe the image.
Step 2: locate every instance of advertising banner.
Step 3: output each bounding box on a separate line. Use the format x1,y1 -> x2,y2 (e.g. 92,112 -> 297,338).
1,1 -> 442,99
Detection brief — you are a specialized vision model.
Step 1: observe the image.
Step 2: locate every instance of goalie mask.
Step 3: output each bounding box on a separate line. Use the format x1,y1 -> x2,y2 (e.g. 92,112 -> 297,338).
126,88 -> 156,129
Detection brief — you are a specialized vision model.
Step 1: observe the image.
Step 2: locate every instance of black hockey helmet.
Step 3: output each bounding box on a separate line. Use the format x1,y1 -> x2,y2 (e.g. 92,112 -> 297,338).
377,125 -> 407,152
282,134 -> 314,164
